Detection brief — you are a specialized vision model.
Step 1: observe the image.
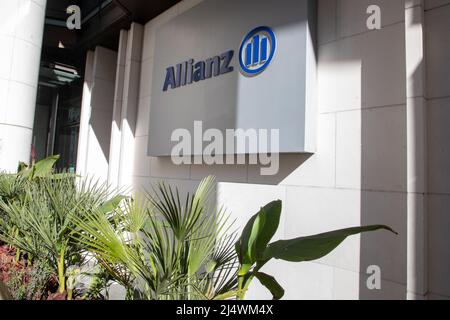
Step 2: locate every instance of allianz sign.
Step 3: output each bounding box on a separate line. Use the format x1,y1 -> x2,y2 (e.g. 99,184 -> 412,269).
162,26 -> 277,92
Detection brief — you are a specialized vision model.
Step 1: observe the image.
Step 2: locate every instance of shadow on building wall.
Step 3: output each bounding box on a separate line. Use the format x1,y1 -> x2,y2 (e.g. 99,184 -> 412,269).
358,15 -> 409,299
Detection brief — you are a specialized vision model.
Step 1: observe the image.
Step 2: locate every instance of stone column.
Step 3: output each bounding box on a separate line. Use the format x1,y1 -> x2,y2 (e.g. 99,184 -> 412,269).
76,47 -> 118,183
0,0 -> 47,172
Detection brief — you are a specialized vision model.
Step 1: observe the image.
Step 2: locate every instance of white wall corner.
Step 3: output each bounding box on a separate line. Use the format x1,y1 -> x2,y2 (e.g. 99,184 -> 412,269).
404,0 -> 429,300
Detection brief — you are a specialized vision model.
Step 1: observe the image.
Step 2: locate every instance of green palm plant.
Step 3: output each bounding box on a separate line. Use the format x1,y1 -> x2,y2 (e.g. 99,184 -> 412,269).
0,173 -> 26,205
0,155 -> 65,258
0,156 -> 62,266
0,160 -> 116,297
71,176 -> 238,300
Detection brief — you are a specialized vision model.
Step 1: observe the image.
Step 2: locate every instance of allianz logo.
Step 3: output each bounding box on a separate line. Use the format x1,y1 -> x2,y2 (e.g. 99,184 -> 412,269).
239,26 -> 276,76
162,26 -> 276,92
163,51 -> 234,92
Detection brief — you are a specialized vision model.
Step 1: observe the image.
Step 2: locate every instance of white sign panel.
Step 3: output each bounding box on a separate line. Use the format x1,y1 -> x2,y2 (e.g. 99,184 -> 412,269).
148,0 -> 316,156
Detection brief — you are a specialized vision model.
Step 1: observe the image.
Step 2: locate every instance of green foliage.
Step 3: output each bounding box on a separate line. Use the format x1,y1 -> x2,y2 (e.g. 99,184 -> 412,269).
0,174 -> 26,204
82,266 -> 112,300
252,271 -> 284,300
235,200 -> 282,275
71,176 -> 238,300
0,177 -> 114,293
5,259 -> 53,300
0,156 -> 116,298
262,225 -> 397,263
17,155 -> 60,180
0,157 -> 397,301
234,200 -> 397,300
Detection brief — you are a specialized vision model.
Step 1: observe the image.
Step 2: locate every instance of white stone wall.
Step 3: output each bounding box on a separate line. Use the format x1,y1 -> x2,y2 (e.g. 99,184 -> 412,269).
0,0 -> 47,172
123,0 -> 450,299
424,0 -> 450,300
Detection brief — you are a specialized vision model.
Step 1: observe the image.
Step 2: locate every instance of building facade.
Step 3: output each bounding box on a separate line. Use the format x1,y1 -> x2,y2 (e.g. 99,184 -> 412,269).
1,0 -> 450,300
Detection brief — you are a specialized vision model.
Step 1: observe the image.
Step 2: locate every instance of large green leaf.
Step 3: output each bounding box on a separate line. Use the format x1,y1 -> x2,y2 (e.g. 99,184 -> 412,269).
253,271 -> 284,300
261,225 -> 397,265
32,155 -> 60,178
17,155 -> 60,179
253,201 -> 282,260
236,200 -> 282,267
